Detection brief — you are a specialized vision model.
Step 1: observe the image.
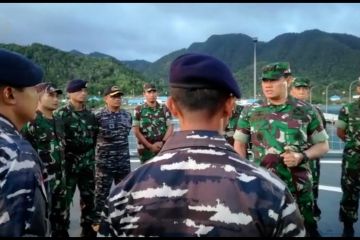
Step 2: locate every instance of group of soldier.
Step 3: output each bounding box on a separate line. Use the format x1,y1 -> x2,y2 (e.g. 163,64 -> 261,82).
0,48 -> 360,237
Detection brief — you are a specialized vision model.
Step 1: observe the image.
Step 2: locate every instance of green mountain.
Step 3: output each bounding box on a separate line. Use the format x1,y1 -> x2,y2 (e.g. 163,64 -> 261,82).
88,51 -> 121,62
3,29 -> 360,103
0,43 -> 147,96
143,29 -> 360,103
122,60 -> 152,73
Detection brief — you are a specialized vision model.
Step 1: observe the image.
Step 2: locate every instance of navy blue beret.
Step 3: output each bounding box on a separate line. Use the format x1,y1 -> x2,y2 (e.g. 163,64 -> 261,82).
66,79 -> 87,93
0,48 -> 43,88
169,53 -> 241,98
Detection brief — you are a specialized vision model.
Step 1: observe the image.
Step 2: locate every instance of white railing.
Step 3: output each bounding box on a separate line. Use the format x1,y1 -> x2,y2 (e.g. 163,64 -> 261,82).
128,118 -> 344,157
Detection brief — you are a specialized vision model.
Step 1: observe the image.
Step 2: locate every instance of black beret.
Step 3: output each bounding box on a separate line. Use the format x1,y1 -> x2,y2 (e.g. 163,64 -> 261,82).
0,48 -> 43,88
169,53 -> 241,98
66,79 -> 87,93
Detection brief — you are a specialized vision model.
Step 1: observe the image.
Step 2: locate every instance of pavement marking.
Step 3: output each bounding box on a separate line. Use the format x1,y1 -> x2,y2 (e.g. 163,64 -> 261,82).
320,160 -> 342,164
319,185 -> 342,193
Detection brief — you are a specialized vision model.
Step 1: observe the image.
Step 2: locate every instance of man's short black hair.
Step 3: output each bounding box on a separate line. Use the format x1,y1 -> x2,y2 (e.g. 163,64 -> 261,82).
170,87 -> 229,117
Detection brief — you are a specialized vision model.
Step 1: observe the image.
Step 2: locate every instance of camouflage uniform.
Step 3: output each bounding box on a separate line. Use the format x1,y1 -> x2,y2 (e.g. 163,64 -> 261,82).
335,100 -> 360,223
54,103 -> 98,236
99,130 -> 305,237
94,107 -> 132,222
224,104 -> 244,146
234,96 -> 328,228
21,110 -> 68,236
133,102 -> 172,163
0,115 -> 49,236
311,105 -> 326,216
290,77 -> 326,218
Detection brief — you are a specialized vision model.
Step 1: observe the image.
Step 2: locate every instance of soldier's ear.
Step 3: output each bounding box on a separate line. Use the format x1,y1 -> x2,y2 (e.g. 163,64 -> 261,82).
167,96 -> 181,118
285,76 -> 293,88
0,86 -> 16,105
223,96 -> 235,118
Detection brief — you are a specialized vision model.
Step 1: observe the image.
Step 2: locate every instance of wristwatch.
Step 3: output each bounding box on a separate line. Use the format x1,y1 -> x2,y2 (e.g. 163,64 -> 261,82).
300,152 -> 309,163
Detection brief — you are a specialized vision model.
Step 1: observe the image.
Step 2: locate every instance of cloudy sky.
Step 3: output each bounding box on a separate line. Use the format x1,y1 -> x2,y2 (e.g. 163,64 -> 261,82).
0,3 -> 359,62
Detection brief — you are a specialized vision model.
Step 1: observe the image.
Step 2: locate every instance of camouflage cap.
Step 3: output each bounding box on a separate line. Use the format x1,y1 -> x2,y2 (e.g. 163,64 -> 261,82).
292,77 -> 310,88
261,62 -> 291,80
36,82 -> 63,94
143,83 -> 156,92
103,85 -> 123,96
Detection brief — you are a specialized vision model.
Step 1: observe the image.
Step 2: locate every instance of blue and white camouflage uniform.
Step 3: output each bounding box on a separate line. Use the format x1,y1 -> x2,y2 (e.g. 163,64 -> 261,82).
99,130 -> 306,237
0,114 -> 49,236
94,107 -> 132,221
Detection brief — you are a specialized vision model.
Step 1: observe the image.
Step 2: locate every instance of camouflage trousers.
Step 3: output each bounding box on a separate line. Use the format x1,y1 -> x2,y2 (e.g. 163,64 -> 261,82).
45,176 -> 68,236
138,148 -> 157,164
309,158 -> 320,200
94,160 -> 131,221
64,162 -> 96,235
292,180 -> 316,226
339,165 -> 360,223
272,164 -> 316,226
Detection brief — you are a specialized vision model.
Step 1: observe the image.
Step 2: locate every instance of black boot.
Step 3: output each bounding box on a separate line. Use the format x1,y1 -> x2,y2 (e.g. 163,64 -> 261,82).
342,221 -> 354,237
80,225 -> 97,237
305,222 -> 321,237
313,201 -> 321,220
52,229 -> 69,237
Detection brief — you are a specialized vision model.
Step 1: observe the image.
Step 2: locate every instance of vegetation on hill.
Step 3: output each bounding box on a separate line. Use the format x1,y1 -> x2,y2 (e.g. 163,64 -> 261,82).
3,29 -> 360,104
143,29 -> 360,103
0,43 -> 147,96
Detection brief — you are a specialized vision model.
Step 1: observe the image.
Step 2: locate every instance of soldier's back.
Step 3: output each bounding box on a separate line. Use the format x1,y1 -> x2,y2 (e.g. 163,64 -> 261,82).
100,130 -> 305,237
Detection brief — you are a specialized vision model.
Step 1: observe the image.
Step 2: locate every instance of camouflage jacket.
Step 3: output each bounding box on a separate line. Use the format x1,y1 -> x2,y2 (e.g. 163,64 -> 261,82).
335,100 -> 360,169
0,115 -> 49,236
99,130 -> 305,237
224,105 -> 244,145
234,97 -> 328,192
314,105 -> 326,129
21,110 -> 65,186
133,102 -> 172,145
95,107 -> 132,165
54,103 -> 98,168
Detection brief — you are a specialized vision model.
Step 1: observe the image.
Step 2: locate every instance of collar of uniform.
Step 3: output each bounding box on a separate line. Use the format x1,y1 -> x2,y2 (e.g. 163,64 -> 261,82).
104,106 -> 121,114
0,113 -> 19,134
143,101 -> 160,109
265,96 -> 296,110
35,109 -> 54,121
160,130 -> 236,154
67,102 -> 87,112
35,109 -> 46,119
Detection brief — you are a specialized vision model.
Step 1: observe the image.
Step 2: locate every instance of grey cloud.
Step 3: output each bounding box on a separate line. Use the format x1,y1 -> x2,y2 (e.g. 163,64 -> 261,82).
0,3 -> 360,62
